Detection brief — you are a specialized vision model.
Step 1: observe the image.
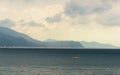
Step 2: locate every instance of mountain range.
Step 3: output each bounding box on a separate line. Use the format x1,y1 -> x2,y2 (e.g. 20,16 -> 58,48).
0,27 -> 118,48
0,27 -> 84,48
81,41 -> 118,48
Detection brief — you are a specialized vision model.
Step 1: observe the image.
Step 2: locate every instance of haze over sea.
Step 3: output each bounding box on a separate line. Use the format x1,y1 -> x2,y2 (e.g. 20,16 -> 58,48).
0,48 -> 120,75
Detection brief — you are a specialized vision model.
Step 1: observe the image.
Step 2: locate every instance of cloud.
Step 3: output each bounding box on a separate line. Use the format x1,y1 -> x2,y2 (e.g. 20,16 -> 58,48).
45,0 -> 119,25
96,1 -> 120,26
64,0 -> 112,17
62,0 -> 120,26
28,21 -> 43,27
45,14 -> 61,23
19,20 -> 45,27
0,19 -> 15,28
0,0 -> 65,24
0,0 -> 66,10
97,14 -> 120,26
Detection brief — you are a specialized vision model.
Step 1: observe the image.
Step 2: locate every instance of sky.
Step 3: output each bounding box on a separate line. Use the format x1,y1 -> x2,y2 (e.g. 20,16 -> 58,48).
0,0 -> 120,46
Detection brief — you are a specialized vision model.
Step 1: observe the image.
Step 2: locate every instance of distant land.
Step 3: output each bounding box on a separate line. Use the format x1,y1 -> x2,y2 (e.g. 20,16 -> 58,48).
80,41 -> 118,48
0,27 -> 84,48
0,27 -> 118,48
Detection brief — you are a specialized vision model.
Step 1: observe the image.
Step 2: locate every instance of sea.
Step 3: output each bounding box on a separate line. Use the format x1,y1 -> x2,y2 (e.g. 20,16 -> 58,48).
0,48 -> 120,75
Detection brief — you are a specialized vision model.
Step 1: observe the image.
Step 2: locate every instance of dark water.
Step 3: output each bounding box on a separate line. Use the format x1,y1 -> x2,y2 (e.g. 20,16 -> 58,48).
0,48 -> 120,75
0,48 -> 120,67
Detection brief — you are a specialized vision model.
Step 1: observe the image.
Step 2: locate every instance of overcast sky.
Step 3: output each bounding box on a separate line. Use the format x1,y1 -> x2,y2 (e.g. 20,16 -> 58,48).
0,0 -> 120,46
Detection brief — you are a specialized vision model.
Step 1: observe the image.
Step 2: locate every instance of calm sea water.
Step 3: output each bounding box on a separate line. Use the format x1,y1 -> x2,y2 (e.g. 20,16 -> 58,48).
0,48 -> 120,75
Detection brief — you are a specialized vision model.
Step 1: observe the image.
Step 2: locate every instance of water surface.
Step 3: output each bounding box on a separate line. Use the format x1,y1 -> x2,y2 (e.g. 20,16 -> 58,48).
0,48 -> 120,75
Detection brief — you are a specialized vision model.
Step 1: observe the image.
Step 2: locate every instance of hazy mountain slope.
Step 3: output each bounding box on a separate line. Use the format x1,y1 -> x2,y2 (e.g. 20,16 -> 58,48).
0,27 -> 117,48
0,27 -> 36,42
0,27 -> 46,47
81,41 -> 118,48
0,27 -> 84,48
43,41 -> 84,48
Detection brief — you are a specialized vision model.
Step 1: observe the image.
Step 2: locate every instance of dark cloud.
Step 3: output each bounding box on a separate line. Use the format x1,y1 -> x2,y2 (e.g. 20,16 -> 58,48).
25,0 -> 33,2
19,20 -> 45,27
0,19 -> 15,28
64,0 -> 112,17
45,14 -> 61,23
28,21 -> 45,27
97,14 -> 120,26
63,0 -> 120,26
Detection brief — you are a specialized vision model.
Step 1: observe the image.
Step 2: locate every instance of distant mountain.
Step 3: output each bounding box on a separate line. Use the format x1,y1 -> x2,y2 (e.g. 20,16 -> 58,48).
44,40 -> 84,48
1,27 -> 116,48
81,41 -> 118,48
0,27 -> 46,47
0,27 -> 84,48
